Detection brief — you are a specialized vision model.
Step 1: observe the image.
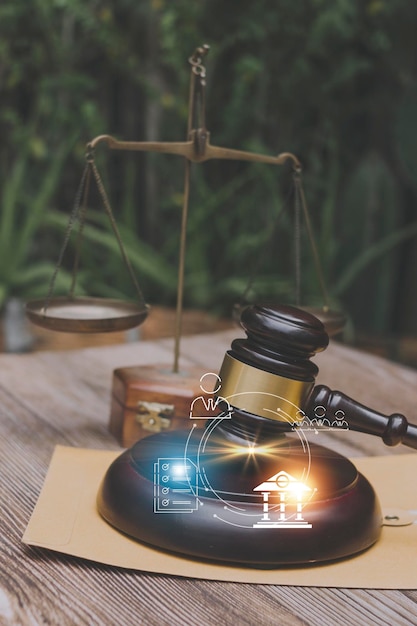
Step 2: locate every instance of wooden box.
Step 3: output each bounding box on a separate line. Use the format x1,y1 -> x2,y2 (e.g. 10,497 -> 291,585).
109,364 -> 218,447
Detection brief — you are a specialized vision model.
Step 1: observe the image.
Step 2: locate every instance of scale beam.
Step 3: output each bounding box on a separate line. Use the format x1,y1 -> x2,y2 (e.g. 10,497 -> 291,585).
87,131 -> 301,168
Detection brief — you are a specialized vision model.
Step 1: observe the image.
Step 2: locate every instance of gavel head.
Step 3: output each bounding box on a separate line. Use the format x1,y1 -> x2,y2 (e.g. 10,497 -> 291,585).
217,304 -> 329,432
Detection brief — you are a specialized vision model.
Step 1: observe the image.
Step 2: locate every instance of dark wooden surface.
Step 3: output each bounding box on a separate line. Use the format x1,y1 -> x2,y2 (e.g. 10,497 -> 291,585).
1,328 -> 417,625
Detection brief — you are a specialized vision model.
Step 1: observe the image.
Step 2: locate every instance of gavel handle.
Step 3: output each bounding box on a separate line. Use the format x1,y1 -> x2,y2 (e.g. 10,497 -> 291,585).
309,385 -> 417,450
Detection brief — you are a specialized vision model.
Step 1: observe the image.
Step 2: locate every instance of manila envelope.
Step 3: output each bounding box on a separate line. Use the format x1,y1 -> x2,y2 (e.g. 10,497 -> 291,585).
22,446 -> 417,588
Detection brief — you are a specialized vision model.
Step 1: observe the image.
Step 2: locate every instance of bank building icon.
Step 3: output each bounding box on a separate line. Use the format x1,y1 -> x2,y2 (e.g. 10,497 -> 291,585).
252,470 -> 313,529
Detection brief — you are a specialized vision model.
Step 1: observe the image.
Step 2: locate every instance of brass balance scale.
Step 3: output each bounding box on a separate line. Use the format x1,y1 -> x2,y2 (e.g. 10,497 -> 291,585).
26,44 -> 342,354
27,46 -> 417,567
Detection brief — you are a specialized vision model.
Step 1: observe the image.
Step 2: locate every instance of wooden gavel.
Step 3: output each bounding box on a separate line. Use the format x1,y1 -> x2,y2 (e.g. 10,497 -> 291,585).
98,303 -> 416,566
217,303 -> 417,449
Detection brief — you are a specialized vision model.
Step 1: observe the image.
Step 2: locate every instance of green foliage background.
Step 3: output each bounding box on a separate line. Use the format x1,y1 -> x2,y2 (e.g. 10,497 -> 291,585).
2,0 -> 417,335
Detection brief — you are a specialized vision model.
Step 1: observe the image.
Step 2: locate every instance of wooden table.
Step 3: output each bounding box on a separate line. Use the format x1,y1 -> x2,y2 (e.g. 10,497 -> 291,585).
1,329 -> 417,625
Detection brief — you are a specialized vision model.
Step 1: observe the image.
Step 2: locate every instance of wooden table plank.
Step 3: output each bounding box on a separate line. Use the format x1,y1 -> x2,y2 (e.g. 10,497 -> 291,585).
0,331 -> 416,625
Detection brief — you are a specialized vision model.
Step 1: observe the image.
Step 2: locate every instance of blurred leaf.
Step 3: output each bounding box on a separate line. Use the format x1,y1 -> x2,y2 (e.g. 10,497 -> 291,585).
396,84 -> 417,187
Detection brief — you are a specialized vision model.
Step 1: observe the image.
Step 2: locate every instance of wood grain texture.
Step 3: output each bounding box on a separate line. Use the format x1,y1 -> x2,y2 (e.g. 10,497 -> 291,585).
0,331 -> 416,625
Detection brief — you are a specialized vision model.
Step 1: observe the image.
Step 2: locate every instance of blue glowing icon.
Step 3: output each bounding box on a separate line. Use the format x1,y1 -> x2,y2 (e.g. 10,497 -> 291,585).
153,457 -> 199,513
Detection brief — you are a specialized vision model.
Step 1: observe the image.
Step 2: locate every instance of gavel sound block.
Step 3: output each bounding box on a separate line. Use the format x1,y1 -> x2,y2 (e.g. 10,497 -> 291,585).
97,304 -> 417,566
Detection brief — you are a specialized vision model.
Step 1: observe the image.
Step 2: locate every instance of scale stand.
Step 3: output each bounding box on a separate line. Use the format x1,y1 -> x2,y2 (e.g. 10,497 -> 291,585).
27,45 -> 343,447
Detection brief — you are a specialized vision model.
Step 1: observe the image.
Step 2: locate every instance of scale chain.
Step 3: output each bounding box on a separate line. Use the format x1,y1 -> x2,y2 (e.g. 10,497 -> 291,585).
44,150 -> 146,311
43,161 -> 90,313
69,164 -> 91,298
88,155 -> 146,306
293,169 -> 330,310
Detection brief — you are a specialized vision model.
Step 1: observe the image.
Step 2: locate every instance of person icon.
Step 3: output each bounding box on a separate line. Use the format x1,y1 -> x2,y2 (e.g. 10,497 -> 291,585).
332,409 -> 349,429
189,372 -> 232,420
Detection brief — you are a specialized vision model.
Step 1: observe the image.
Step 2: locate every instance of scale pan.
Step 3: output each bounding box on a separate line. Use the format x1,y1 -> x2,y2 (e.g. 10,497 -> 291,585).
26,297 -> 149,333
300,306 -> 346,337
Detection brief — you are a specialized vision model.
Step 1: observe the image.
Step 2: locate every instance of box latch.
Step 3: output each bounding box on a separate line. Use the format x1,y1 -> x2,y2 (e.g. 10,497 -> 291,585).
136,401 -> 174,433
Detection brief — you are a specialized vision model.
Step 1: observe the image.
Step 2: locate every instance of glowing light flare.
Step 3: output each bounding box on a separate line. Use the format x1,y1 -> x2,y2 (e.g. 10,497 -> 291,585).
170,464 -> 191,478
199,438 -> 293,476
284,479 -> 313,499
233,444 -> 271,456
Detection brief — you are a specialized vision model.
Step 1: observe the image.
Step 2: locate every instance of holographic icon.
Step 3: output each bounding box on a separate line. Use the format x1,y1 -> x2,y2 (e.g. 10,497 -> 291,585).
295,405 -> 349,431
153,457 -> 199,513
189,372 -> 232,420
152,390 -> 315,531
252,470 -> 314,528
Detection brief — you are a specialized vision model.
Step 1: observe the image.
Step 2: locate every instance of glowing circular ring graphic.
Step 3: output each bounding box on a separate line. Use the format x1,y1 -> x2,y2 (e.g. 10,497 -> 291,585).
182,391 -> 313,527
